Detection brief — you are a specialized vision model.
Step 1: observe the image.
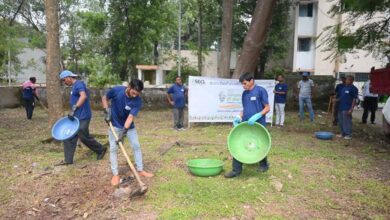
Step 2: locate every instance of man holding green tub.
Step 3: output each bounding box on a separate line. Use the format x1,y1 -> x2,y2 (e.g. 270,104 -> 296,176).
225,72 -> 270,178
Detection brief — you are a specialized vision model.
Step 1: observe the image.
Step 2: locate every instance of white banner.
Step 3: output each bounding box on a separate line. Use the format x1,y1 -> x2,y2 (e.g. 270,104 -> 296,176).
188,76 -> 275,124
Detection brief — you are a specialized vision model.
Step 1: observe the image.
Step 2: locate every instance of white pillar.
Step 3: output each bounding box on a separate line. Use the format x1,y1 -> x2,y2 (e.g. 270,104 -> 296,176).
138,69 -> 142,80
156,69 -> 163,85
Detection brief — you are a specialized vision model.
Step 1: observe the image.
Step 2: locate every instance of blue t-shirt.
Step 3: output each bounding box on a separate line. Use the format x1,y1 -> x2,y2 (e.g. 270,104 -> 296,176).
106,86 -> 142,129
70,80 -> 91,120
274,83 -> 288,104
242,85 -> 269,126
339,84 -> 358,111
167,83 -> 186,108
335,83 -> 345,98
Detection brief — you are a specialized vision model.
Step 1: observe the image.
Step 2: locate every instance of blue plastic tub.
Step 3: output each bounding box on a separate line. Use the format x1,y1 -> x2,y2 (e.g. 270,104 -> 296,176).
51,117 -> 80,141
315,131 -> 334,140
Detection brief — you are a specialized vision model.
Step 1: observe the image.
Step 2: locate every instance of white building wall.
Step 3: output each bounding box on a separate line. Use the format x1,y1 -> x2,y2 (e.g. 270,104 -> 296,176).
160,50 -> 237,78
15,48 -> 46,83
292,0 -> 386,76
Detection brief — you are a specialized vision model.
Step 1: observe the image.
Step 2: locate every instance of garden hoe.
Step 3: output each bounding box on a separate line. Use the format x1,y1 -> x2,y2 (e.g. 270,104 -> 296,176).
108,122 -> 148,197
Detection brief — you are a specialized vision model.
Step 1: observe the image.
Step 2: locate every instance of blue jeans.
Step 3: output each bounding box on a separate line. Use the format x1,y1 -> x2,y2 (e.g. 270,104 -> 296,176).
299,96 -> 314,121
108,127 -> 144,175
338,110 -> 352,136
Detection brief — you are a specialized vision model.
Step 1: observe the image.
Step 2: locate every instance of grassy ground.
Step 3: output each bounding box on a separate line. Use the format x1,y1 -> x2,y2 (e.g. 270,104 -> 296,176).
0,107 -> 389,219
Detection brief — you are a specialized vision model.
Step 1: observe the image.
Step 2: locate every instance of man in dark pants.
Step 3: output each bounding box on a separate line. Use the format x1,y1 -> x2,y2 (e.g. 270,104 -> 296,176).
167,76 -> 186,130
56,70 -> 107,165
361,75 -> 379,124
225,72 -> 270,178
22,77 -> 39,119
333,76 -> 346,126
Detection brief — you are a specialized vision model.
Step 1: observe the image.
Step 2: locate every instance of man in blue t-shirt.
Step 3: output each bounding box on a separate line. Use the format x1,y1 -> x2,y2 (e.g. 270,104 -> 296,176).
167,76 -> 187,130
57,70 -> 106,166
274,74 -> 288,127
337,75 -> 358,140
225,72 -> 271,178
102,79 -> 154,186
333,76 -> 346,126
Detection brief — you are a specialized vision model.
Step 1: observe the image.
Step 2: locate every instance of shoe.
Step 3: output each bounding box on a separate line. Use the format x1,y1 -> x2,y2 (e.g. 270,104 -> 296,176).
54,160 -> 72,166
257,166 -> 269,173
97,147 -> 107,160
138,171 -> 154,178
179,127 -> 186,131
224,171 -> 240,178
371,122 -> 376,124
344,136 -> 352,140
359,122 -> 367,124
111,175 -> 120,186
336,134 -> 344,138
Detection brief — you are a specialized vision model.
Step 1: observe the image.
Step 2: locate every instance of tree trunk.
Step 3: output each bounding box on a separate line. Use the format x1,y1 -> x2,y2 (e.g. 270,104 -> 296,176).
153,41 -> 159,65
45,0 -> 63,125
232,0 -> 277,79
218,0 -> 234,78
197,0 -> 203,75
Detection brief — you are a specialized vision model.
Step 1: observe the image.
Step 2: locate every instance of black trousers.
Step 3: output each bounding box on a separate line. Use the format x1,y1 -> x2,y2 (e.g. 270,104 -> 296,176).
24,98 -> 35,119
63,119 -> 104,163
362,97 -> 378,123
232,157 -> 268,174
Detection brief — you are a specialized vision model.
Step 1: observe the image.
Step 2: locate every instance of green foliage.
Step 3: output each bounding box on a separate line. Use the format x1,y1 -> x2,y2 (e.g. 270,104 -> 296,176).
108,0 -> 177,80
264,66 -> 289,79
165,61 -> 200,84
78,11 -> 107,35
321,0 -> 390,61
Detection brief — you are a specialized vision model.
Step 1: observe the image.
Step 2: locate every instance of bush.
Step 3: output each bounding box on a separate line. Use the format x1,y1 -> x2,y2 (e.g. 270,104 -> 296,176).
165,65 -> 200,84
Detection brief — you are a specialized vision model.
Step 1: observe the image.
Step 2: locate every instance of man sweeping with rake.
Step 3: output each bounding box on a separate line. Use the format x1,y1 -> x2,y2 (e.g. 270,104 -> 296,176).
102,79 -> 154,186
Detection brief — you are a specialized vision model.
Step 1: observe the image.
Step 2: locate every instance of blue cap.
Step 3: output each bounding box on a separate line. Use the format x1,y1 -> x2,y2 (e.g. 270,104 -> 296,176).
302,72 -> 310,77
59,70 -> 77,79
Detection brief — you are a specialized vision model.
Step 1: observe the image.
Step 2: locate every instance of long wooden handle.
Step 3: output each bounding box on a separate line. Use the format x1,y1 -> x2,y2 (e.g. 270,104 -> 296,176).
108,122 -> 146,188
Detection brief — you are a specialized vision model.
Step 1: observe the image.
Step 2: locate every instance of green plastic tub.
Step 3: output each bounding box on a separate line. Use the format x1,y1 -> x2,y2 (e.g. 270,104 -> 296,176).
227,122 -> 271,164
187,159 -> 224,177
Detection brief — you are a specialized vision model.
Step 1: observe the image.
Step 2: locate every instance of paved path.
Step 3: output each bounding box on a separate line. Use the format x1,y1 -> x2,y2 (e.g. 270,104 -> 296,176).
352,109 -> 383,127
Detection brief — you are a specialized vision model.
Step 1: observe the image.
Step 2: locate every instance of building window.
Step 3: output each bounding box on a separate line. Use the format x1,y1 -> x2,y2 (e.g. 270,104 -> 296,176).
355,73 -> 369,82
298,38 -> 311,51
299,3 -> 313,17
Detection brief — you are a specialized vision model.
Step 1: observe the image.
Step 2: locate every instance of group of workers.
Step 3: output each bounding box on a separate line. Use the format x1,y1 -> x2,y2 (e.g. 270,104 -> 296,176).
20,69 -> 377,184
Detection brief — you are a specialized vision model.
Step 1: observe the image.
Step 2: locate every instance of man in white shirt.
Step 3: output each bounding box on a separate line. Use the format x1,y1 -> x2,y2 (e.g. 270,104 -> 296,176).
361,74 -> 379,124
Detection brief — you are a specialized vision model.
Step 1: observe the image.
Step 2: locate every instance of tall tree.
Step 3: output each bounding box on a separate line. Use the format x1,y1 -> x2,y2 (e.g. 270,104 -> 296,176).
218,0 -> 234,78
197,0 -> 203,75
232,0 -> 277,78
45,0 -> 63,125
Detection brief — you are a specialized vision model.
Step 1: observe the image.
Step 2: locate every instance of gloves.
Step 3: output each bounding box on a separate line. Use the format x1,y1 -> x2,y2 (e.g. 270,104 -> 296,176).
116,128 -> 128,143
248,113 -> 263,126
68,105 -> 77,120
104,108 -> 111,124
233,115 -> 242,127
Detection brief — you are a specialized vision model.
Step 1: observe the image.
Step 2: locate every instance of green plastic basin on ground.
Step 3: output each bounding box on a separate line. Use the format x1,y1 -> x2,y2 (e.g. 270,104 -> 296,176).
227,122 -> 272,164
187,159 -> 224,177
